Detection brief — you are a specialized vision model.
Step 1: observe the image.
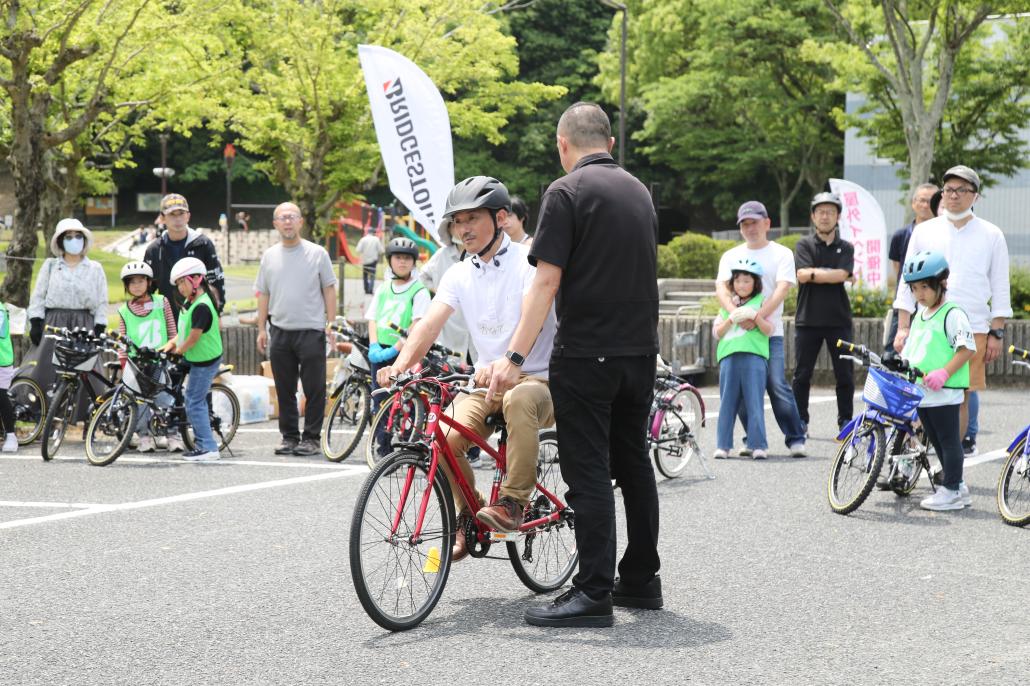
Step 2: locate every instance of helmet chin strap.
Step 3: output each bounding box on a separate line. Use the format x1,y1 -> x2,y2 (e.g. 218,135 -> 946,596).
475,212 -> 502,259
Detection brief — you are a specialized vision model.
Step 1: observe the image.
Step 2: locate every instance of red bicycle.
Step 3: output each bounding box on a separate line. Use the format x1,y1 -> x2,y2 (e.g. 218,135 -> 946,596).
349,372 -> 577,631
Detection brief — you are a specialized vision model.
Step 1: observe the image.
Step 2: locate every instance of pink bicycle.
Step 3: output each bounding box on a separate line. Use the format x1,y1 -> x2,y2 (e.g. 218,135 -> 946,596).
649,359 -> 711,479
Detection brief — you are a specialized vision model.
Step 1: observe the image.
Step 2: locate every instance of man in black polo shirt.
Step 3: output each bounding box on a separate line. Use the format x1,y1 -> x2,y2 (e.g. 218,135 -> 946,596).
792,192 -> 855,431
486,102 -> 661,628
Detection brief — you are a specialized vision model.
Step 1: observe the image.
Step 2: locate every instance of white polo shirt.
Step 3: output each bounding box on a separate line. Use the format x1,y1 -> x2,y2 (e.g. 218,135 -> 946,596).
716,241 -> 797,337
434,235 -> 557,378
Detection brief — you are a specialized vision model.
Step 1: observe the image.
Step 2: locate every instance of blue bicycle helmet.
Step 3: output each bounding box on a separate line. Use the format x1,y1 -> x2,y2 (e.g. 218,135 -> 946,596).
902,250 -> 949,283
730,257 -> 764,277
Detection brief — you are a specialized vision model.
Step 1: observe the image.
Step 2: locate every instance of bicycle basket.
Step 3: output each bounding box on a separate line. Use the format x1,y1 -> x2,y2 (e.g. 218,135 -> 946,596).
347,348 -> 370,372
124,357 -> 170,397
52,340 -> 99,372
862,368 -> 924,418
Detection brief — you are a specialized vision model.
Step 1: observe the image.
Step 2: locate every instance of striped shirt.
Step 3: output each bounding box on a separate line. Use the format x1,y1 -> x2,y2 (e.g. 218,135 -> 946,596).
116,295 -> 177,364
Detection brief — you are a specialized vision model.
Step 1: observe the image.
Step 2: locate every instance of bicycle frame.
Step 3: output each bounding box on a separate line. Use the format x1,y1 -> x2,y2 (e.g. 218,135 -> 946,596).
387,380 -> 567,545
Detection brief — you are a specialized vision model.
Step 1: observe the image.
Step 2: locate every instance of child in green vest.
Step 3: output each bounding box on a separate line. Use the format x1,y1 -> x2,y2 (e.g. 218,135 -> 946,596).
0,301 -> 17,452
713,258 -> 773,460
117,261 -> 181,453
365,237 -> 430,456
167,257 -> 224,462
900,251 -> 976,511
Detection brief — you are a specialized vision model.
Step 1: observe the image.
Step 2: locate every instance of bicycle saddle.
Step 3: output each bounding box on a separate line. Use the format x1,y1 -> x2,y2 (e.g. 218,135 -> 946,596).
484,413 -> 506,430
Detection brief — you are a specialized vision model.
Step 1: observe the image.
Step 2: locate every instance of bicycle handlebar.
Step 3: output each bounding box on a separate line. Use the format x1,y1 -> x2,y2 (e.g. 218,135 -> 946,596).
1010,344 -> 1030,360
837,339 -> 923,379
387,322 -> 462,359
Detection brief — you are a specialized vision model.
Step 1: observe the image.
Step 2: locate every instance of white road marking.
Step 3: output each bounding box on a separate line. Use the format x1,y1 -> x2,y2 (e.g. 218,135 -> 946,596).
0,467 -> 367,531
0,454 -> 364,470
962,449 -> 1008,468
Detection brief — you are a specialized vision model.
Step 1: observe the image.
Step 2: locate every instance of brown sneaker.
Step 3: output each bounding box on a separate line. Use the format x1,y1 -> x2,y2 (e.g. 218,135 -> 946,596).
475,496 -> 523,533
452,513 -> 473,562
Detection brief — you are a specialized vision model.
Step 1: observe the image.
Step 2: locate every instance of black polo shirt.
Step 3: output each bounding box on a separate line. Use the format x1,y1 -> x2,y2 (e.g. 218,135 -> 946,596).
529,152 -> 659,357
794,232 -> 854,328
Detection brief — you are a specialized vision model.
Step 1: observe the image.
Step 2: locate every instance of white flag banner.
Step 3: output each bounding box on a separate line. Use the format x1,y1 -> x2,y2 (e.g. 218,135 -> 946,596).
358,44 -> 453,243
829,178 -> 888,292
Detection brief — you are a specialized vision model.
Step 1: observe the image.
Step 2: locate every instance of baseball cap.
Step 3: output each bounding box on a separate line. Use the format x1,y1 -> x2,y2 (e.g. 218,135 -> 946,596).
160,193 -> 190,214
736,201 -> 768,225
942,165 -> 980,192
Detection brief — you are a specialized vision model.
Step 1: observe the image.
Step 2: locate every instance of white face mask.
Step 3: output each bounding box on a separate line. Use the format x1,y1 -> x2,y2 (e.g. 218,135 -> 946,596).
944,208 -> 974,222
62,236 -> 85,255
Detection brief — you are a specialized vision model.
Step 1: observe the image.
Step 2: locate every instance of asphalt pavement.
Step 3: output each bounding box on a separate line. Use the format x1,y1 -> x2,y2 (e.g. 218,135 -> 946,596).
2,387 -> 1028,685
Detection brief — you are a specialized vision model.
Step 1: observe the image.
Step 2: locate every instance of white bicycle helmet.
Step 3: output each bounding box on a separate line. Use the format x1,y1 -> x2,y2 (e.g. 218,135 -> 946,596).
120,261 -> 154,281
169,256 -> 206,284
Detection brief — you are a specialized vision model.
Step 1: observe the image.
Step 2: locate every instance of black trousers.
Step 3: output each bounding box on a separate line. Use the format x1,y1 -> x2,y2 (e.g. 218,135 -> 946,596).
550,354 -> 660,600
918,404 -> 964,491
792,325 -> 855,428
269,326 -> 327,442
362,262 -> 377,295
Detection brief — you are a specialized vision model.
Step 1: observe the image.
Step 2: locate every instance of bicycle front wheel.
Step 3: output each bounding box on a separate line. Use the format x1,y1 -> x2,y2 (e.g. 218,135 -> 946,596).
322,380 -> 370,461
652,387 -> 704,479
508,429 -> 578,593
364,391 -> 425,470
827,419 -> 885,515
997,436 -> 1030,527
85,394 -> 137,467
41,381 -> 76,462
349,450 -> 454,631
9,377 -> 46,445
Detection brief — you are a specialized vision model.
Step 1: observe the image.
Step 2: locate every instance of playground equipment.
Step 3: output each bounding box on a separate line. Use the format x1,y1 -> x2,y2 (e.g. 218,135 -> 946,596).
330,201 -> 439,264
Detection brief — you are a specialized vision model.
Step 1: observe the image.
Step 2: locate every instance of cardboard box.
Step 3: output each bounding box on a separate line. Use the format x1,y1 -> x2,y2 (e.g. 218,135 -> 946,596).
268,386 -> 279,419
261,360 -> 273,379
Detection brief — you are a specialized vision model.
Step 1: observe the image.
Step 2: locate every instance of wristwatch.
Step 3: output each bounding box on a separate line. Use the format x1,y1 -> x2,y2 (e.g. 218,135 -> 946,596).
505,350 -> 526,366
988,328 -> 1005,340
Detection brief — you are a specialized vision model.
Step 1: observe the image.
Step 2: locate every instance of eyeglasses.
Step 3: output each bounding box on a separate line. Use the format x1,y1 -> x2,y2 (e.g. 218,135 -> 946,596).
449,214 -> 486,229
812,208 -> 838,217
274,213 -> 301,222
942,186 -> 976,197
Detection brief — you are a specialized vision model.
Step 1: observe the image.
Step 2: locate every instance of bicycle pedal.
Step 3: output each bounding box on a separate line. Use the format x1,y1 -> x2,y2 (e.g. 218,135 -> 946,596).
488,531 -> 522,542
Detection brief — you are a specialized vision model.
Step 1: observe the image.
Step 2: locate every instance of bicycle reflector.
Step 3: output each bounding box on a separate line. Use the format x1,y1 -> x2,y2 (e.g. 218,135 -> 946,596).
862,368 -> 924,418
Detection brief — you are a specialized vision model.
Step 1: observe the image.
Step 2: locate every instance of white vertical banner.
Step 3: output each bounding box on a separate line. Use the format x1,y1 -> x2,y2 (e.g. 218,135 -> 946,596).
358,44 -> 453,243
829,178 -> 888,292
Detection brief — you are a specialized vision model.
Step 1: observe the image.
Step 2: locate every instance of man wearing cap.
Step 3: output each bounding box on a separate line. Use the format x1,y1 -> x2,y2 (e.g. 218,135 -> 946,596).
792,192 -> 855,431
893,165 -> 1011,446
716,201 -> 808,456
143,194 -> 226,319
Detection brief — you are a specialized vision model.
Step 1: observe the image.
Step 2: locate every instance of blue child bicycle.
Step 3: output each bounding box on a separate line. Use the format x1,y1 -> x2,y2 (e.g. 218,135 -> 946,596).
997,345 -> 1030,527
827,339 -> 931,515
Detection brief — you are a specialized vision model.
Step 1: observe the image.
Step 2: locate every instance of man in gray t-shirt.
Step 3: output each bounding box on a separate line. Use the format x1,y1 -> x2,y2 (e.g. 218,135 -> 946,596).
355,230 -> 383,295
256,202 -> 338,456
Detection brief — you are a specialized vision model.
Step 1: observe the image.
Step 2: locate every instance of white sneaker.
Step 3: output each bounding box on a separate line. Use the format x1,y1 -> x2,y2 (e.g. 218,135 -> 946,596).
959,481 -> 972,507
138,436 -> 157,453
713,449 -> 728,460
183,449 -> 220,462
166,436 -> 185,453
738,447 -> 753,457
2,433 -> 18,453
920,487 -> 963,511
752,449 -> 768,460
789,443 -> 807,458
155,436 -> 169,450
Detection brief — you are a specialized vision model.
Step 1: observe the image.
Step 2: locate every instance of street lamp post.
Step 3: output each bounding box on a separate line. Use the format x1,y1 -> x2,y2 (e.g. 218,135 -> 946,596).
223,143 -> 236,265
158,133 -> 170,196
598,0 -> 628,167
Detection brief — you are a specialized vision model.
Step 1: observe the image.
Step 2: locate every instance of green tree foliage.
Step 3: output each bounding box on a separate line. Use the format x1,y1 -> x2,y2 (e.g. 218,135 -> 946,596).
598,0 -> 843,230
227,0 -> 564,237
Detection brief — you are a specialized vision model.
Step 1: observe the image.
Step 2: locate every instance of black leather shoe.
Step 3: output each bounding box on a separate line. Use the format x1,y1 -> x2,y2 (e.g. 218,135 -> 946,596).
292,438 -> 320,456
524,587 -> 614,628
274,438 -> 299,455
612,575 -> 663,609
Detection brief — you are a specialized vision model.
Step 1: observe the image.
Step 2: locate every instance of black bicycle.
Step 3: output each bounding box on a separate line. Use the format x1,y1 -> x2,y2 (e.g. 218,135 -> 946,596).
6,366 -> 47,445
85,332 -> 240,466
39,326 -> 120,461
321,321 -> 373,462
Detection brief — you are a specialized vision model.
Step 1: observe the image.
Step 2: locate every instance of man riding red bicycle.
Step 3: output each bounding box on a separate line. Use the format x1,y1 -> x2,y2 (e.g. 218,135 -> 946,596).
375,176 -> 558,561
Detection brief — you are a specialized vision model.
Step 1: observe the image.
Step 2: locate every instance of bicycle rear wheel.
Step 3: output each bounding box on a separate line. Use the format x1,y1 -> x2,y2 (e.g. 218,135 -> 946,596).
179,383 -> 239,452
507,429 -> 578,593
827,419 -> 885,515
41,381 -> 75,462
350,450 -> 454,631
8,377 -> 46,445
888,426 -> 925,497
85,394 -> 137,467
997,436 -> 1030,527
322,379 -> 370,461
364,391 -> 425,470
652,387 -> 704,479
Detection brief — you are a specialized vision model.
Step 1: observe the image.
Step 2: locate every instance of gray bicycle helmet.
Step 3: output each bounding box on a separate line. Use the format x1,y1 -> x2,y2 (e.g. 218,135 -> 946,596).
440,176 -> 511,258
386,236 -> 419,259
810,192 -> 842,213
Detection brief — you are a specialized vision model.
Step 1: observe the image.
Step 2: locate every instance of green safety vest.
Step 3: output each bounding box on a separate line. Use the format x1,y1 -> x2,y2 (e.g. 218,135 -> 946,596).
177,292 -> 223,363
119,294 -> 170,354
374,280 -> 427,346
0,303 -> 12,367
716,294 -> 770,363
903,301 -> 970,389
